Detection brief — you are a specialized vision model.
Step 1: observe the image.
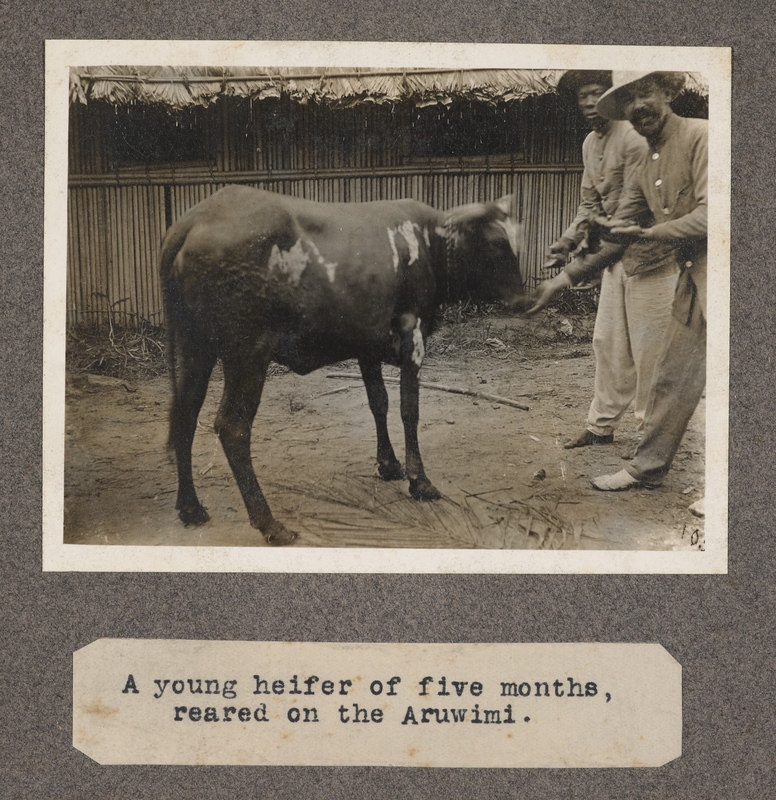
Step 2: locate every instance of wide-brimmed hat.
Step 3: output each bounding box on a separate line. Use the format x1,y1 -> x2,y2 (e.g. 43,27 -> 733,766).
556,70 -> 612,95
596,71 -> 686,120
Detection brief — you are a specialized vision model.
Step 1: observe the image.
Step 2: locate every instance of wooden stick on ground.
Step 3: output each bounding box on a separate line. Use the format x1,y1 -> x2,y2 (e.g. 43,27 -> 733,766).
316,385 -> 354,398
326,373 -> 530,411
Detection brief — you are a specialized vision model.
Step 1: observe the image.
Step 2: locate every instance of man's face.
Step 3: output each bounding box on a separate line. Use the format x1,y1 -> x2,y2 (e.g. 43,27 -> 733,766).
621,78 -> 674,139
576,82 -> 609,128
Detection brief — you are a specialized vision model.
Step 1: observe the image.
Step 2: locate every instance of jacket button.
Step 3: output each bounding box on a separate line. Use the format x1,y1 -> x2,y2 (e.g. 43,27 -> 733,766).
652,153 -> 660,160
663,207 -> 670,214
685,261 -> 693,268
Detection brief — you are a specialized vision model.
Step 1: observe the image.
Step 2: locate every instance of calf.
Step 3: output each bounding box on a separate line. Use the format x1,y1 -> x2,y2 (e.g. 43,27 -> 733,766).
161,186 -> 528,544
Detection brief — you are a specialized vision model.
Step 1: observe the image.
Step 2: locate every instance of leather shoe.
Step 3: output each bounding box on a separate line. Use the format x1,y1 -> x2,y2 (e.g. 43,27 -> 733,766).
591,469 -> 651,491
564,429 -> 614,449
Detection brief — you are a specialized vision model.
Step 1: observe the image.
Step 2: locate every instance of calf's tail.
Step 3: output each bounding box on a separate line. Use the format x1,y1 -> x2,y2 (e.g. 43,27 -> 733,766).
160,223 -> 194,449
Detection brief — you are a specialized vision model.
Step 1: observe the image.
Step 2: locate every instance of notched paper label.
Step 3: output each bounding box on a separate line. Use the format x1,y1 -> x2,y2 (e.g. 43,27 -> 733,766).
73,640 -> 681,767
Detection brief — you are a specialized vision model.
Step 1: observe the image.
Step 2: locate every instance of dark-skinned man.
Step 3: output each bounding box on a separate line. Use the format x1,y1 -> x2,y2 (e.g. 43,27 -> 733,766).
542,70 -> 679,454
530,71 -> 708,514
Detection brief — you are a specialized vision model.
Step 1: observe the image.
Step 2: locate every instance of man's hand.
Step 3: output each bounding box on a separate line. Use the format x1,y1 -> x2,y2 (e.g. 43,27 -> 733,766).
525,272 -> 573,316
592,215 -> 613,228
607,224 -> 654,238
547,240 -> 571,258
542,241 -> 570,275
591,217 -> 654,240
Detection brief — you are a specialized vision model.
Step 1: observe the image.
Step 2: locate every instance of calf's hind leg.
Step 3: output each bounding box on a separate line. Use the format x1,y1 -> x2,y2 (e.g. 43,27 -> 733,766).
215,349 -> 297,546
169,339 -> 217,526
359,357 -> 403,480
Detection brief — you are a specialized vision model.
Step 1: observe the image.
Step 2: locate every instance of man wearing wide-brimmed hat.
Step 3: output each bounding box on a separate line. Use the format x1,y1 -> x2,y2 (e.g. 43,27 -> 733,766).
538,70 -> 679,453
536,70 -> 708,509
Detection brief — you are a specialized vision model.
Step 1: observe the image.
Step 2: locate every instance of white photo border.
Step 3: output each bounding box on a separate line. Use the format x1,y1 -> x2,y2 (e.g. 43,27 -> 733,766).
43,40 -> 731,573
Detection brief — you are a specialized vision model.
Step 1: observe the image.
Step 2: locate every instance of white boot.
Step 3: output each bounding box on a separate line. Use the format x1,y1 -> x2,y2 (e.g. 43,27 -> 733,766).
591,469 -> 643,491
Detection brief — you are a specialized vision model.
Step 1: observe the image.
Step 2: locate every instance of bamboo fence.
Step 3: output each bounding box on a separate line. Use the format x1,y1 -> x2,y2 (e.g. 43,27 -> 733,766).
66,166 -> 582,328
66,95 -> 587,328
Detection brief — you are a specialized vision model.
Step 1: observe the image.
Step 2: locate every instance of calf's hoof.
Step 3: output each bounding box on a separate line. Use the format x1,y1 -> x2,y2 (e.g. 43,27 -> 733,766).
264,520 -> 298,547
409,479 -> 441,502
178,504 -> 210,526
378,460 -> 405,481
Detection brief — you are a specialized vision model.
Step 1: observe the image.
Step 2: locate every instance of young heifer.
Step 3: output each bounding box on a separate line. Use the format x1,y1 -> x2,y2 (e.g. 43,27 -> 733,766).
161,186 -> 528,545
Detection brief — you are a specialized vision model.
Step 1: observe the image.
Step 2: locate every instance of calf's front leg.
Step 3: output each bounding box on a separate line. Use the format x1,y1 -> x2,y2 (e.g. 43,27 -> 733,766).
398,313 -> 440,501
359,356 -> 404,481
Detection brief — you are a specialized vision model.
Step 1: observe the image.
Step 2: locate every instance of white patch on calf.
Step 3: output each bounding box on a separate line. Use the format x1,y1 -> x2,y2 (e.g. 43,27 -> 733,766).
398,220 -> 420,264
268,239 -> 310,286
305,238 -> 338,283
387,228 -> 399,271
422,226 -> 431,247
411,317 -> 424,368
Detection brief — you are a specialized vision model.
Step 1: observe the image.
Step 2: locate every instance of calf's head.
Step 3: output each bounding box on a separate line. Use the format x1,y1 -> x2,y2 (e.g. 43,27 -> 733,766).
444,196 -> 531,311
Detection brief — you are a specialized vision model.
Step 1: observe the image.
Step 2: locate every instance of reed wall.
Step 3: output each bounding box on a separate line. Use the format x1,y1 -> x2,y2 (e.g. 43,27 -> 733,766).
67,95 -> 585,327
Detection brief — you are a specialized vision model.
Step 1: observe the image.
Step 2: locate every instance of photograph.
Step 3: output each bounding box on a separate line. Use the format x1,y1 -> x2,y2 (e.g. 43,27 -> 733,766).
43,41 -> 730,572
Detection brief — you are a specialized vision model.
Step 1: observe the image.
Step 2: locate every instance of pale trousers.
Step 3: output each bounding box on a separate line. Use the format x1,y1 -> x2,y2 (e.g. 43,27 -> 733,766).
586,260 -> 679,436
626,306 -> 706,484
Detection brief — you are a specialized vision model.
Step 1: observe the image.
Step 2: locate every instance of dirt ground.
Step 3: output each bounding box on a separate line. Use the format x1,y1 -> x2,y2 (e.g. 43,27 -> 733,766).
63,314 -> 705,552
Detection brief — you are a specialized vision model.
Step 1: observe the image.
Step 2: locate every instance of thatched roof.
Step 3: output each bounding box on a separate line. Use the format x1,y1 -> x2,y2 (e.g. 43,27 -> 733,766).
70,66 -> 709,110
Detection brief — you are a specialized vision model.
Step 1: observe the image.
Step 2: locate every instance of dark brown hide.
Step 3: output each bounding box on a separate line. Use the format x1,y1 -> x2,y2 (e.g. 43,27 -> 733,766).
161,186 -> 525,544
